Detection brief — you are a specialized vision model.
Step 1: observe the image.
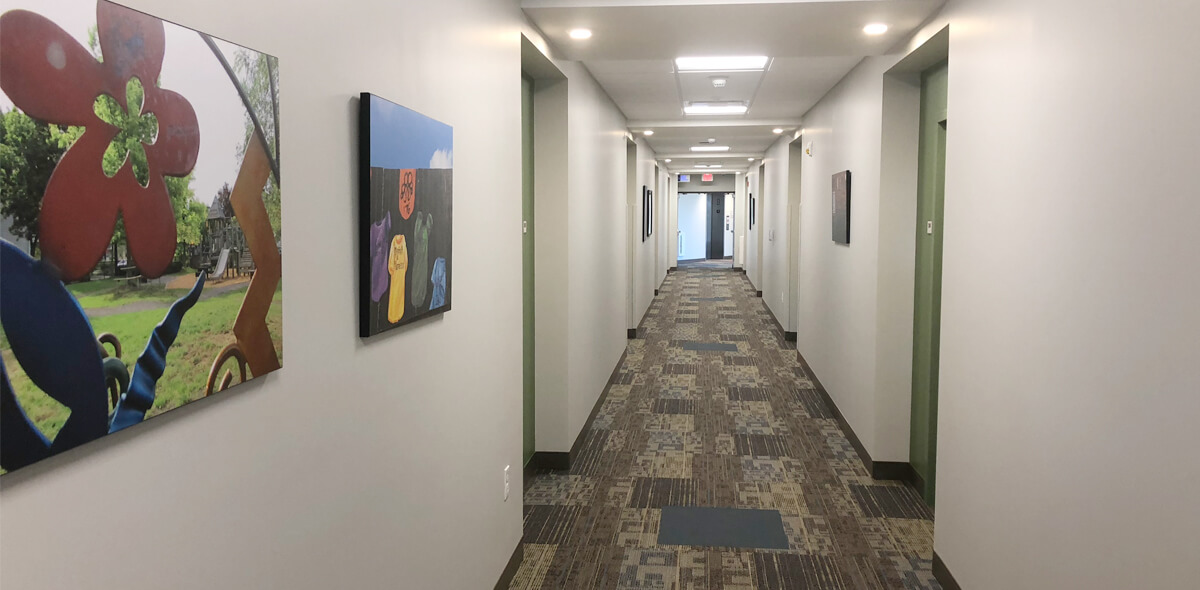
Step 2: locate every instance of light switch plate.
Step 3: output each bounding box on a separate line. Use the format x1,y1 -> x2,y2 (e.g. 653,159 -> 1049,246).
926,221 -> 933,235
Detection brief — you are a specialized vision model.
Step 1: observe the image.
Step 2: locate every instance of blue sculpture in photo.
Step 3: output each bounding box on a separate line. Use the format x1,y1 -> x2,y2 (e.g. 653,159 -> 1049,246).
0,241 -> 206,471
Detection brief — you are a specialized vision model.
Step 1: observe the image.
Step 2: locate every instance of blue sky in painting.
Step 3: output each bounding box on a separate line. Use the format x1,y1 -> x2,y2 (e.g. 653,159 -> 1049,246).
368,94 -> 453,169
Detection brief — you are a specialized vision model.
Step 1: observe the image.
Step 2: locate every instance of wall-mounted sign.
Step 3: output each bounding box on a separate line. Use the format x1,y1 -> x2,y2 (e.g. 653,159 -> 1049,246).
702,173 -> 714,182
679,174 -> 690,182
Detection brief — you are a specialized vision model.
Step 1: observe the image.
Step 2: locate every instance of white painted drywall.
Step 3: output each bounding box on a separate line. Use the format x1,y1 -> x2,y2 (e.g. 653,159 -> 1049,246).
656,165 -> 669,281
677,193 -> 708,261
923,0 -> 1199,586
734,172 -> 747,268
760,136 -> 795,330
522,40 -> 633,457
666,174 -> 679,268
0,0 -> 526,588
745,167 -> 761,288
560,61 -> 629,447
632,137 -> 658,328
529,61 -> 571,456
872,69 -> 921,467
796,0 -> 1200,587
796,56 -> 901,461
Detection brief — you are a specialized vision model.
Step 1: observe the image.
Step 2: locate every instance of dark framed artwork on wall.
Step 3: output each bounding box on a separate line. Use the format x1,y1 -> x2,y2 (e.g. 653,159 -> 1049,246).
0,0 -> 283,473
832,170 -> 852,244
647,189 -> 654,237
359,93 -> 453,337
750,193 -> 756,228
641,185 -> 648,242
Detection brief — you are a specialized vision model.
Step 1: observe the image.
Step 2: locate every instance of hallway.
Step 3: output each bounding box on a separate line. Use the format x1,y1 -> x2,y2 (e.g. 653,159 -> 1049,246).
510,268 -> 936,589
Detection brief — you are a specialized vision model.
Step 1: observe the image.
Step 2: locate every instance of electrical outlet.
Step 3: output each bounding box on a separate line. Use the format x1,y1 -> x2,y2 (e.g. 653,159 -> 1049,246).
504,465 -> 511,501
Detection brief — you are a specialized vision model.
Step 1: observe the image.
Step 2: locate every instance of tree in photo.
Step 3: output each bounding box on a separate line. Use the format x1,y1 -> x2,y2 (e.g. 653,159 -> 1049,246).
0,109 -> 65,255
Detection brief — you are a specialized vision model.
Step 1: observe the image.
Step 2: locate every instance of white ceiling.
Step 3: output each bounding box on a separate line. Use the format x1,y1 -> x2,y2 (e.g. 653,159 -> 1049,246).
524,0 -> 945,172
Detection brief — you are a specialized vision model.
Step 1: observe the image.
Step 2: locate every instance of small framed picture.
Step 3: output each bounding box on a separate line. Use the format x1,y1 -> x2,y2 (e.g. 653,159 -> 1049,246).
832,170 -> 851,245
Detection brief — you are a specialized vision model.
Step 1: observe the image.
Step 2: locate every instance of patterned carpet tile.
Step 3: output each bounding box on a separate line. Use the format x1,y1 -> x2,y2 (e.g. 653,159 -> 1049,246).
510,268 -> 938,590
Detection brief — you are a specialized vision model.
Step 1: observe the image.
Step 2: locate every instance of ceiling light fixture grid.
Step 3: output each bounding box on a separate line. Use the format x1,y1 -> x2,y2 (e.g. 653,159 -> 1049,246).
673,56 -> 774,119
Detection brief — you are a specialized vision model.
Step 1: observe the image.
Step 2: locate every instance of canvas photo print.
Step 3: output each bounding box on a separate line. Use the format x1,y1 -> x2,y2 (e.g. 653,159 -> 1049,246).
358,93 -> 453,337
0,0 -> 283,473
832,170 -> 851,244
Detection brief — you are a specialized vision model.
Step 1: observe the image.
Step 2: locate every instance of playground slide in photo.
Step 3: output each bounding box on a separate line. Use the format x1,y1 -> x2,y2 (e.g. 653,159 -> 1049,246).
212,248 -> 231,279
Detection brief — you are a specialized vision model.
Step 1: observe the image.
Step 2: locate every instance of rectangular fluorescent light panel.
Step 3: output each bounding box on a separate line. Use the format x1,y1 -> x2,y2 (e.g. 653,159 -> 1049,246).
676,56 -> 769,72
690,146 -> 730,152
684,102 -> 748,116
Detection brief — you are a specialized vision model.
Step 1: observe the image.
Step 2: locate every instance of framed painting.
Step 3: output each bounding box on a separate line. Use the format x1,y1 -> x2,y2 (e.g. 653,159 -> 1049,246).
833,170 -> 852,244
358,93 -> 453,337
0,0 -> 283,473
641,185 -> 648,242
647,189 -> 653,237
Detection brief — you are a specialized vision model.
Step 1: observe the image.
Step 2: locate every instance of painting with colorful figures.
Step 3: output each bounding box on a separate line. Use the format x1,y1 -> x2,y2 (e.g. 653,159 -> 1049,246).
0,0 -> 283,473
358,93 -> 453,337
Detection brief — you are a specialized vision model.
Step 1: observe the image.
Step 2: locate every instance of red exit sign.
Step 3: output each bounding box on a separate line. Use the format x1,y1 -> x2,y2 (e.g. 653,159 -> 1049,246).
702,173 -> 714,182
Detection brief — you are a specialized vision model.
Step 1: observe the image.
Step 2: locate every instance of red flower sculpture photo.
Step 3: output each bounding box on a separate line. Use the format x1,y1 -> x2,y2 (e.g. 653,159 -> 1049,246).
0,0 -> 199,281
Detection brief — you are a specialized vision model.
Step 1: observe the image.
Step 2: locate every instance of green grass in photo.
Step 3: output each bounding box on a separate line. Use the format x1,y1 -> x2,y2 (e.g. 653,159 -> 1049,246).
1,284 -> 283,442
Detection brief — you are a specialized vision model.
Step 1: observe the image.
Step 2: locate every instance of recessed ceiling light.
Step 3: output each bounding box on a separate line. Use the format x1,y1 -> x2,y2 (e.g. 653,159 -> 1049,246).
710,77 -> 728,88
706,138 -> 716,143
642,130 -> 654,136
695,164 -> 708,169
863,23 -> 888,35
747,157 -> 755,161
773,128 -> 784,134
569,28 -> 593,40
690,146 -> 730,152
708,165 -> 723,169
676,56 -> 769,72
684,102 -> 748,116
664,158 -> 671,163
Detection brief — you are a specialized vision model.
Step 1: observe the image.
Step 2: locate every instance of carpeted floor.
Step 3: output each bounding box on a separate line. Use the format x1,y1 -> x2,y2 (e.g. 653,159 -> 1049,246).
678,258 -> 734,270
509,267 -> 939,589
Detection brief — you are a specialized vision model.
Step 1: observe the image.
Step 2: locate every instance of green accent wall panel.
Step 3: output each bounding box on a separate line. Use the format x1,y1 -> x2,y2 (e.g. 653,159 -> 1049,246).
522,75 -> 536,466
911,62 -> 948,506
